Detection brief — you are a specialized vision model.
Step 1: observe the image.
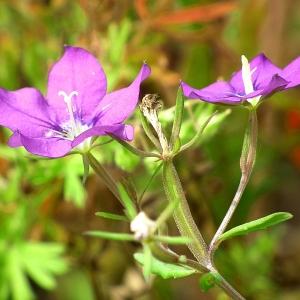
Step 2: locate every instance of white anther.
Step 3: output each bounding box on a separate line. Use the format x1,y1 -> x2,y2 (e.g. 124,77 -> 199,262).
130,212 -> 156,240
58,90 -> 79,103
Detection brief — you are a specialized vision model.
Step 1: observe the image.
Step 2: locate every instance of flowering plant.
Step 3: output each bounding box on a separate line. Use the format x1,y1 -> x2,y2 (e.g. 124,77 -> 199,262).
0,48 -> 296,300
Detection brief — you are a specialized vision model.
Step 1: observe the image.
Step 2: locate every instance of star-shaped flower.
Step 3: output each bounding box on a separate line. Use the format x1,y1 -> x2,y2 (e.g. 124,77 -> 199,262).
181,54 -> 300,106
0,46 -> 150,157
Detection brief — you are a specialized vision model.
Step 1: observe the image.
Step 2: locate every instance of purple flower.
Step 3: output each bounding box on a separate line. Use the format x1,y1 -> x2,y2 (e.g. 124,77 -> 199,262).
181,54 -> 300,106
0,46 -> 150,158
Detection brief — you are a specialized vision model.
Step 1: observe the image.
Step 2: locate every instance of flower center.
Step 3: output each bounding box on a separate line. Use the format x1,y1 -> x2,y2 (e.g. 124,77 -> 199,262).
58,90 -> 80,137
45,91 -> 91,149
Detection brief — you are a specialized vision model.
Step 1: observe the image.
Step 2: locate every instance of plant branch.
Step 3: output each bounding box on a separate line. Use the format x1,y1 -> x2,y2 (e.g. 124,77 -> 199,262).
209,109 -> 258,257
162,160 -> 208,265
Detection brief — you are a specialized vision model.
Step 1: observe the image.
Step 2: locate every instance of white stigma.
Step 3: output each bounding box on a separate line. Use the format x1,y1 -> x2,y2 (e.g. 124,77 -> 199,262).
130,212 -> 156,240
58,90 -> 79,137
241,55 -> 254,94
241,55 -> 261,106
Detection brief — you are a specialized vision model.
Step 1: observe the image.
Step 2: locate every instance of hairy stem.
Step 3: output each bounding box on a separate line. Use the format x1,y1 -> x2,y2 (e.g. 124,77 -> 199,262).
209,109 -> 258,257
162,160 -> 208,265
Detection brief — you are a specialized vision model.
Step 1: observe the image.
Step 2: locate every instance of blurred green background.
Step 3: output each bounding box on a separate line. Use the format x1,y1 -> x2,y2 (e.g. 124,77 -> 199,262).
0,0 -> 300,299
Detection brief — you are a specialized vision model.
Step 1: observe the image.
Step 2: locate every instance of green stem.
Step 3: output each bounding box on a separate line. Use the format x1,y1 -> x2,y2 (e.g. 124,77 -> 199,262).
87,152 -> 121,202
210,267 -> 245,300
162,160 -> 208,265
209,109 -> 258,257
115,138 -> 161,158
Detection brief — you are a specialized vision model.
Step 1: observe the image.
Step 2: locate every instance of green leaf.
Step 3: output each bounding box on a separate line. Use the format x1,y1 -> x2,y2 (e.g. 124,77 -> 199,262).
95,211 -> 128,222
219,212 -> 293,242
170,88 -> 184,150
85,230 -> 135,241
199,272 -> 221,292
134,253 -> 196,279
118,184 -> 137,220
180,110 -> 219,152
21,242 -> 68,290
153,235 -> 192,245
7,247 -> 34,300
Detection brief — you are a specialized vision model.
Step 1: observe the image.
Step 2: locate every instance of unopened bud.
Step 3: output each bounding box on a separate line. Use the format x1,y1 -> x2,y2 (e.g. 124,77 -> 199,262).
140,94 -> 163,112
130,212 -> 156,240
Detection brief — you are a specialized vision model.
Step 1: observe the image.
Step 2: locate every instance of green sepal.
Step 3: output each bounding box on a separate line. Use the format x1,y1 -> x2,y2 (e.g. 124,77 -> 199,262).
138,109 -> 161,151
219,212 -> 293,243
134,252 -> 196,279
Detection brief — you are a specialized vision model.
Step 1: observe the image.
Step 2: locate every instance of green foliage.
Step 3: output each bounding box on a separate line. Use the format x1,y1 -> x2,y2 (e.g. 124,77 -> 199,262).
134,252 -> 196,279
0,241 -> 67,300
159,101 -> 231,148
199,272 -> 221,292
216,231 -> 282,299
219,212 -> 292,242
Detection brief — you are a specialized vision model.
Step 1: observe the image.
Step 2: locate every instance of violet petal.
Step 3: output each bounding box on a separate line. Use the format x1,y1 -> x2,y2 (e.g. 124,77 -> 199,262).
0,87 -> 55,137
19,134 -> 72,158
94,63 -> 151,125
46,46 -> 107,124
281,56 -> 300,88
181,81 -> 242,104
230,54 -> 282,94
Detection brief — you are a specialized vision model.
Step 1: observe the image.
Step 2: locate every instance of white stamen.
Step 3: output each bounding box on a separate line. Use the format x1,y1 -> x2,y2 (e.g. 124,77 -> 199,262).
58,90 -> 79,137
241,55 -> 254,94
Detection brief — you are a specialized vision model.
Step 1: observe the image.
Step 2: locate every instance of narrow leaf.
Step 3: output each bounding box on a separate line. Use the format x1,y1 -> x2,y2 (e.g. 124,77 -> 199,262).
170,88 -> 184,149
85,230 -> 135,241
118,184 -> 137,220
95,211 -> 128,222
134,253 -> 196,279
180,110 -> 218,152
138,162 -> 163,203
219,212 -> 293,242
153,235 -> 192,245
